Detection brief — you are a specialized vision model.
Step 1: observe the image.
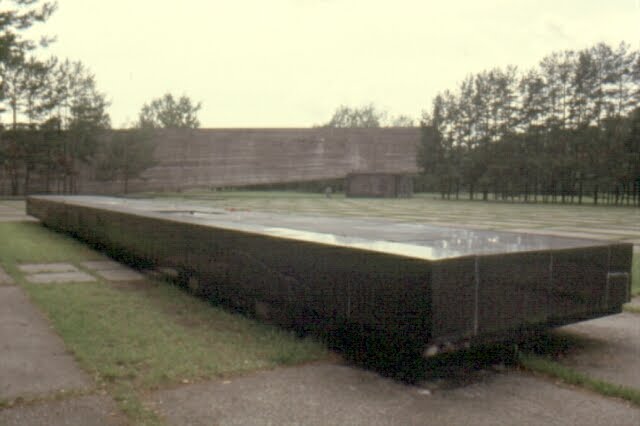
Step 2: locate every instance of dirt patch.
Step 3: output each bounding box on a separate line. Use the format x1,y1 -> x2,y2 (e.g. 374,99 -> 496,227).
0,395 -> 126,426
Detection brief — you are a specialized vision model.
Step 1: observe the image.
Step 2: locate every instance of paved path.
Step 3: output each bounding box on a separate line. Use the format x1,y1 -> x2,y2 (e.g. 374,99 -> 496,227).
0,200 -> 36,222
147,363 -> 640,426
0,286 -> 91,400
559,313 -> 640,389
0,272 -> 127,426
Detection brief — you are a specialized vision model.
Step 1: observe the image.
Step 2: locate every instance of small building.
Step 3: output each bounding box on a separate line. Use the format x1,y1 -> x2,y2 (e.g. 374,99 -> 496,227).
345,173 -> 413,198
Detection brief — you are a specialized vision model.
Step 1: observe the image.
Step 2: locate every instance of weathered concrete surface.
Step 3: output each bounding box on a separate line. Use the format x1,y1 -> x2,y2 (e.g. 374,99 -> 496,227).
147,363 -> 640,426
80,260 -> 123,271
627,296 -> 640,309
0,265 -> 14,285
0,200 -> 36,222
2,127 -> 421,195
94,268 -> 144,282
18,263 -> 79,274
25,272 -> 96,284
0,286 -> 91,400
345,173 -> 413,198
81,259 -> 145,281
559,313 -> 640,389
0,395 -> 126,426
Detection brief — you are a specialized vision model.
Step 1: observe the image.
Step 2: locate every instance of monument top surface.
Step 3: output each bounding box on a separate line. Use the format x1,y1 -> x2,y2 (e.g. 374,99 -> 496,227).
34,195 -> 617,261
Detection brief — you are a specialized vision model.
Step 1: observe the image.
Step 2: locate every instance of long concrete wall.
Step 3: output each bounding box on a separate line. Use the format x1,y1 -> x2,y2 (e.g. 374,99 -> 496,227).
74,127 -> 420,194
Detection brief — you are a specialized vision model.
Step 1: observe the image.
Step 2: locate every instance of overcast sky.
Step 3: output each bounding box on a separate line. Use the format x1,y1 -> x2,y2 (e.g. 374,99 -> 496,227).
23,0 -> 640,128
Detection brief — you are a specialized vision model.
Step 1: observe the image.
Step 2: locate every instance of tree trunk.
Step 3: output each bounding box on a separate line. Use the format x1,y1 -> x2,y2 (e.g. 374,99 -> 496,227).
578,178 -> 583,204
24,167 -> 30,195
10,170 -> 19,196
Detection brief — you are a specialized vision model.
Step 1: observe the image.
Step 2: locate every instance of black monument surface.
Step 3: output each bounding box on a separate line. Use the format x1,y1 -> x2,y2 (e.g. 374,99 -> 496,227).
27,196 -> 633,355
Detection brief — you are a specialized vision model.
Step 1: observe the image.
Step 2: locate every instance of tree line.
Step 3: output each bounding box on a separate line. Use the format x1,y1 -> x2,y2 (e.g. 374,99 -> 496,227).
0,1 -> 201,195
418,42 -> 640,205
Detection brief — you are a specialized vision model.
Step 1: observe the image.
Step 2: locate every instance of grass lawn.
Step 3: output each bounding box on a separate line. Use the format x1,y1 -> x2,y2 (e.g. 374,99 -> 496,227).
0,222 -> 327,425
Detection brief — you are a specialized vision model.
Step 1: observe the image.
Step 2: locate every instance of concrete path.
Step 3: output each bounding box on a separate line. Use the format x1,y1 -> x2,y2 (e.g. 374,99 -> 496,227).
0,286 -> 91,400
0,200 -> 36,222
147,363 -> 640,426
18,263 -> 97,284
627,296 -> 640,309
0,282 -> 127,426
81,260 -> 145,282
0,395 -> 127,426
559,313 -> 640,389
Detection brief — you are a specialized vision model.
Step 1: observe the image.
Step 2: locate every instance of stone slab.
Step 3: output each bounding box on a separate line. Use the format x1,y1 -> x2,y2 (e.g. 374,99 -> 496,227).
0,395 -> 127,426
25,271 -> 97,284
18,263 -> 79,274
559,313 -> 640,389
28,196 -> 624,260
94,268 -> 145,282
550,227 -> 640,238
147,363 -> 640,426
0,286 -> 91,400
80,260 -> 124,271
0,201 -> 37,222
0,265 -> 15,285
25,195 -> 634,352
0,215 -> 38,222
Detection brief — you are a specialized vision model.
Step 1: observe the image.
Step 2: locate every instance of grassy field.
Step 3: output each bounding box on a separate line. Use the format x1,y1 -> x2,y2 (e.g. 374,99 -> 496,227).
0,221 -> 327,424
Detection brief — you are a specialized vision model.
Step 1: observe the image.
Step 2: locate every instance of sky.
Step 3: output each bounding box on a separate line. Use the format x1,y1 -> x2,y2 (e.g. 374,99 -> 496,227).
20,0 -> 640,128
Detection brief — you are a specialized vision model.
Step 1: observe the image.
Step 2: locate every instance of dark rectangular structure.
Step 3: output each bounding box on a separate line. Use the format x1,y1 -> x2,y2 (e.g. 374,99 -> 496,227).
345,173 -> 413,198
27,196 -> 632,353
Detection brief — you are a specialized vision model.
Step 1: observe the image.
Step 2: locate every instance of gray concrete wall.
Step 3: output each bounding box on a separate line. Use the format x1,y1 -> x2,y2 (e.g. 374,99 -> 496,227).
345,173 -> 414,198
39,127 -> 420,195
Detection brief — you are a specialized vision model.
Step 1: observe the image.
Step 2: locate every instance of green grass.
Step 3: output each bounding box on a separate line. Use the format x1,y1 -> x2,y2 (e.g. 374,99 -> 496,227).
1,221 -> 327,425
625,305 -> 640,314
26,281 -> 325,423
27,282 -> 326,388
519,353 -> 640,407
0,222 -> 101,265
